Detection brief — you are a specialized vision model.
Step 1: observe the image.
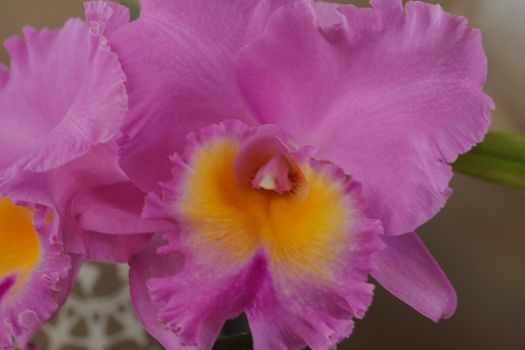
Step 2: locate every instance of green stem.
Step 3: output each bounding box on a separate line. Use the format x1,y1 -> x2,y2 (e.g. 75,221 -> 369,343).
454,131 -> 525,189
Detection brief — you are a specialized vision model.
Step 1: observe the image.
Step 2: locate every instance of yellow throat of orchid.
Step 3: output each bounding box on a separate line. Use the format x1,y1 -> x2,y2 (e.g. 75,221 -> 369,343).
0,198 -> 40,293
177,136 -> 354,279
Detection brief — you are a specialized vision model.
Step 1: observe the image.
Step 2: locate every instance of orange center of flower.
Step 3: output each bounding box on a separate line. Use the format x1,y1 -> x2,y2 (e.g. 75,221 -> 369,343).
0,198 -> 40,296
177,137 -> 354,279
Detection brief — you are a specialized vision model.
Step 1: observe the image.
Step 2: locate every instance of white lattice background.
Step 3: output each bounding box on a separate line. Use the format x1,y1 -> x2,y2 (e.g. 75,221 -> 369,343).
33,263 -> 161,350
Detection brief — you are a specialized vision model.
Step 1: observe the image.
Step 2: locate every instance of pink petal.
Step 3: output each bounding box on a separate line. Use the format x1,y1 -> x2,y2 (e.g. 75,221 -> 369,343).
128,238 -> 185,349
137,235 -> 263,350
79,230 -> 152,264
0,144 -> 150,263
0,63 -> 7,89
372,232 -> 457,322
0,201 -> 80,348
246,214 -> 382,349
71,181 -> 174,235
236,0 -> 493,235
84,0 -> 130,35
0,3 -> 127,183
311,1 -> 347,28
0,144 -> 124,210
110,0 -> 294,192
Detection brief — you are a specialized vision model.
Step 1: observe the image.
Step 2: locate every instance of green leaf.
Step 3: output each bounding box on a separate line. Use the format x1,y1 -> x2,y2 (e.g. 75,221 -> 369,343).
453,131 -> 525,189
213,333 -> 252,350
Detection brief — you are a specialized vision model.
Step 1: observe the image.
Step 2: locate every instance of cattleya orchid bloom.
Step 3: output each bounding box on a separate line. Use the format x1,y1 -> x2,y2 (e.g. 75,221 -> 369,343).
0,2 -> 170,347
104,0 -> 493,348
0,0 -> 494,348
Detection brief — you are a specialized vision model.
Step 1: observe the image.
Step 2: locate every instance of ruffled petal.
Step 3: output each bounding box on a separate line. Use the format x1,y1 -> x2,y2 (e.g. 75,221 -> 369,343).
372,232 -> 457,322
110,0 -> 295,191
311,1 -> 347,28
134,121 -> 383,349
237,0 -> 493,235
0,1 -> 127,184
132,235 -> 264,350
84,0 -> 130,35
0,199 -> 79,349
246,205 -> 382,350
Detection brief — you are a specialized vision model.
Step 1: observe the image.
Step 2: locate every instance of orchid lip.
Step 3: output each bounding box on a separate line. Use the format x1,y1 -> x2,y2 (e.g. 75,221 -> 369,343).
140,121 -> 384,349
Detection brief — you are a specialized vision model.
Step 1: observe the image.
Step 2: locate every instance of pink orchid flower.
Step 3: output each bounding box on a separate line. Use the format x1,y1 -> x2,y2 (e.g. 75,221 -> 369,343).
105,0 -> 493,348
0,0 -> 495,348
0,2 -> 169,347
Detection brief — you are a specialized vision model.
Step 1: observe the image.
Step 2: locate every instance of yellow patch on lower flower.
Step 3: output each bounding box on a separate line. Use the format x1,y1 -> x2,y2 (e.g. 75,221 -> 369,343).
178,138 -> 353,279
0,198 -> 40,292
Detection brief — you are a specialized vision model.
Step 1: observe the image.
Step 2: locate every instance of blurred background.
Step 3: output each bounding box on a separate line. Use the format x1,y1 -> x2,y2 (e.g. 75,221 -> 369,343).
1,0 -> 524,349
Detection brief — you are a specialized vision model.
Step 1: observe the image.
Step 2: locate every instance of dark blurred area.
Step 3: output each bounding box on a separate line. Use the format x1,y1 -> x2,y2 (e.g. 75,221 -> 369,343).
1,0 -> 524,349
